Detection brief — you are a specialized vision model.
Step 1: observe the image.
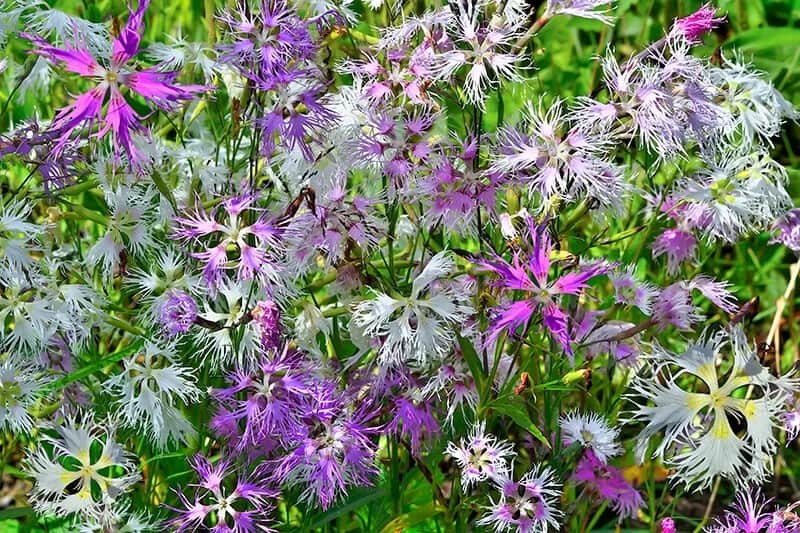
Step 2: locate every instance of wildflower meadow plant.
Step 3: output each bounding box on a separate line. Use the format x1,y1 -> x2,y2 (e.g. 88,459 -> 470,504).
2,0 -> 800,531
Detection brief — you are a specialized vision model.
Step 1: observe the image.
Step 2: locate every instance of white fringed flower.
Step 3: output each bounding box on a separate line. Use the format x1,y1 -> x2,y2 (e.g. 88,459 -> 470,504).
446,421 -> 516,490
104,342 -> 200,449
352,251 -> 473,366
627,326 -> 797,490
26,414 -> 140,520
559,411 -> 621,464
0,357 -> 48,434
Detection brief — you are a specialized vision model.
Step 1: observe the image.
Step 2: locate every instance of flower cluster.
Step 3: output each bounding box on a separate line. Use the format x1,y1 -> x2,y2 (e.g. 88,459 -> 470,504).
1,0 -> 800,531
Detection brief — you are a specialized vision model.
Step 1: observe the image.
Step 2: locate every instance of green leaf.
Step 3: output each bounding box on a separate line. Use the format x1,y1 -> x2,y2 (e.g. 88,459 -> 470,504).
488,396 -> 550,448
724,27 -> 800,51
303,487 -> 386,531
456,334 -> 485,388
0,507 -> 34,520
379,502 -> 443,533
46,339 -> 144,391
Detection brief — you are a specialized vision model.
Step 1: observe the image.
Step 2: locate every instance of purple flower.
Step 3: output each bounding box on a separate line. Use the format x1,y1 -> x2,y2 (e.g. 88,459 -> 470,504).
23,0 -> 207,168
386,395 -> 440,456
251,300 -> 282,352
167,454 -> 276,532
479,221 -> 611,354
705,489 -> 800,533
673,4 -> 724,44
661,517 -> 677,533
772,208 -> 800,254
652,228 -> 698,275
573,449 -> 645,520
270,384 -> 380,509
211,345 -> 311,450
156,289 -> 198,337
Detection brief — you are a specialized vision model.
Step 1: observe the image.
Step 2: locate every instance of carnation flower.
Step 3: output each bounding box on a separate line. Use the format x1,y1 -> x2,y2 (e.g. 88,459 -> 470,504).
545,0 -> 615,24
479,221 -> 611,355
573,450 -> 644,520
172,194 -> 285,289
156,289 -> 198,337
272,387 -> 380,509
446,421 -> 516,490
651,228 -> 698,275
672,3 -> 724,44
22,0 -> 206,167
627,327 -> 798,489
772,208 -> 800,254
477,465 -> 563,533
352,251 -> 474,366
26,414 -> 140,522
0,357 -> 48,434
559,411 -> 621,463
104,342 -> 200,449
168,454 -> 275,532
610,266 -> 658,315
705,489 -> 800,533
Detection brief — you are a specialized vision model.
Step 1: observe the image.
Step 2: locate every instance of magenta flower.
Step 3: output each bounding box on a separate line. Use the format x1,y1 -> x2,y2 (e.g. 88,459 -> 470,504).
480,222 -> 611,354
706,489 -> 800,533
23,0 -> 207,168
573,449 -> 644,520
673,3 -> 724,43
661,518 -> 677,533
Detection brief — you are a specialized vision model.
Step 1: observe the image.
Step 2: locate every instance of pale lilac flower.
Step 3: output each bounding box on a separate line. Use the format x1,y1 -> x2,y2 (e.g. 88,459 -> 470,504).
477,465 -> 563,533
172,195 -> 285,288
168,455 -> 275,532
610,266 -> 658,315
491,100 -> 623,209
446,421 -> 515,490
23,0 -> 206,167
428,0 -> 524,108
156,289 -> 198,337
772,208 -> 800,254
652,228 -> 698,275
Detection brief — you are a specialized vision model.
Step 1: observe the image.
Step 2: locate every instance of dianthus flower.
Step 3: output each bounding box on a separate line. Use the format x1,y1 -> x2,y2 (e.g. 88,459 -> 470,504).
23,0 -> 206,167
573,449 -> 644,520
168,455 -> 276,532
479,221 -> 611,354
477,465 -> 563,533
628,327 -> 797,489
